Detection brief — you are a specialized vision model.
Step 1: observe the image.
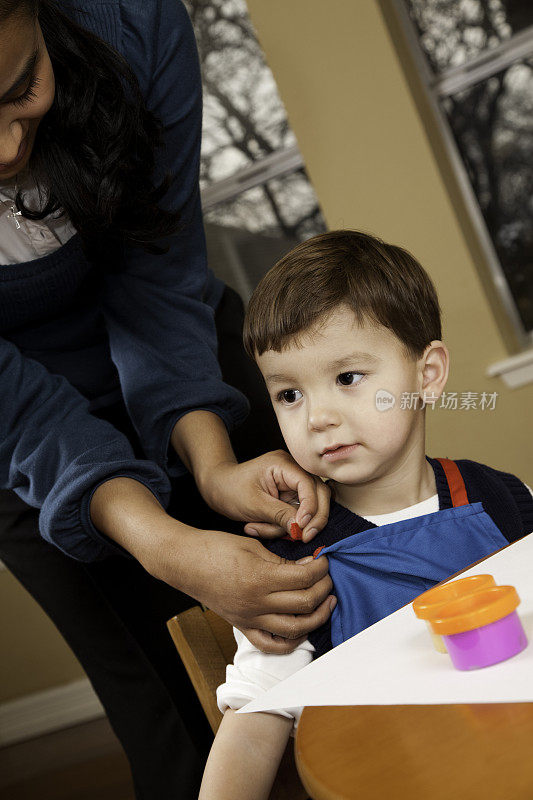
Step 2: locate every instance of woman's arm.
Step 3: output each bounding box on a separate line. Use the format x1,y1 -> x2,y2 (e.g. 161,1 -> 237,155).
101,0 -> 250,479
199,710 -> 293,800
0,335 -> 170,561
89,476 -> 336,653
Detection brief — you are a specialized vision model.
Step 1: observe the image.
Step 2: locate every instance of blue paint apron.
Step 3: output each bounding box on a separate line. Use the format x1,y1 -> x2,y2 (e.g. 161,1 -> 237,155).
313,458 -> 509,648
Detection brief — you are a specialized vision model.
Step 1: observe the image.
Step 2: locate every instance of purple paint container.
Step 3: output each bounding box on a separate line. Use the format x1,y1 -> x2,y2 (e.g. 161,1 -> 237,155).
430,586 -> 528,671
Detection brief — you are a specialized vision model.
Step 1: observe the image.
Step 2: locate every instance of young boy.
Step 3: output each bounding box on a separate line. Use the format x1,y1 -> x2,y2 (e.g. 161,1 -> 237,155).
199,229 -> 533,800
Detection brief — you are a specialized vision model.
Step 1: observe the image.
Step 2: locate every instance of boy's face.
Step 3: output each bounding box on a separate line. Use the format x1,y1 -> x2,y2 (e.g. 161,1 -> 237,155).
257,305 -> 438,487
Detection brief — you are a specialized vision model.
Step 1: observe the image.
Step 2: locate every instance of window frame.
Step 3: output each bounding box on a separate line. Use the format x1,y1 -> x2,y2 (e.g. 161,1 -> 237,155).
200,143 -> 304,210
386,0 -> 533,349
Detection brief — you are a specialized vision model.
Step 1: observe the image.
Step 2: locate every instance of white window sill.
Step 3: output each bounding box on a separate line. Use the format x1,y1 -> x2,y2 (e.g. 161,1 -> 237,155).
486,350 -> 533,389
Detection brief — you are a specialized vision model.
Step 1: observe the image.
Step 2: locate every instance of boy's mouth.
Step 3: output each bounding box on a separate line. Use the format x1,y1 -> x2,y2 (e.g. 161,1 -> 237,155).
320,443 -> 359,461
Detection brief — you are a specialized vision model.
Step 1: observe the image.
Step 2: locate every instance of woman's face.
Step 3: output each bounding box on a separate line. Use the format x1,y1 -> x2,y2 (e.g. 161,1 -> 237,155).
0,11 -> 55,180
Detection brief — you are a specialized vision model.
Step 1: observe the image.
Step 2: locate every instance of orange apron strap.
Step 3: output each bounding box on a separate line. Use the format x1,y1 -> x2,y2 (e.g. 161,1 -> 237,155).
435,457 -> 469,507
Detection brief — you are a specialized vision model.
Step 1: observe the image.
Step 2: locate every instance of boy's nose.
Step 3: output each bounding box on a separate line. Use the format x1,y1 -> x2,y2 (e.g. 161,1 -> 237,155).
307,406 -> 342,431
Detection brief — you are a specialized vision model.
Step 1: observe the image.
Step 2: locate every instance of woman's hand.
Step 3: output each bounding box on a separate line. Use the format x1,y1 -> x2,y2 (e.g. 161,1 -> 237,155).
151,523 -> 336,654
91,477 -> 335,654
198,451 -> 330,543
172,410 -> 331,541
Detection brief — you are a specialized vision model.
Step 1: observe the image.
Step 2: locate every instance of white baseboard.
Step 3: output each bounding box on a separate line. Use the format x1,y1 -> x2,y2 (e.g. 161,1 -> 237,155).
0,678 -> 104,748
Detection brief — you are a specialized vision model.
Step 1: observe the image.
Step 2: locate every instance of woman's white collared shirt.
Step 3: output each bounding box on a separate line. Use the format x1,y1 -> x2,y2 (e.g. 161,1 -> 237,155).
0,168 -> 76,264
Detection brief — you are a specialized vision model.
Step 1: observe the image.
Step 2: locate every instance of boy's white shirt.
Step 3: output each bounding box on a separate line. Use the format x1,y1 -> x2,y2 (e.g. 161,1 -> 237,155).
217,484 -> 533,731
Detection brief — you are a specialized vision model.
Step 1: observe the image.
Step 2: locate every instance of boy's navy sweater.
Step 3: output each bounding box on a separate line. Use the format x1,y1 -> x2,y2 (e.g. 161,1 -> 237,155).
0,0 -> 249,561
264,456 -> 533,659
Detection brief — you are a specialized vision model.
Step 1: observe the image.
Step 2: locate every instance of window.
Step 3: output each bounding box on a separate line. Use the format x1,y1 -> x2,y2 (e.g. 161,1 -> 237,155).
183,0 -> 327,301
389,0 -> 533,346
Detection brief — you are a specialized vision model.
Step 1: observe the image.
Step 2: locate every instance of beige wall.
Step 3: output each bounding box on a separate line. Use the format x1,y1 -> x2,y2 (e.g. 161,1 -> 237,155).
0,569 -> 84,703
1,0 -> 531,704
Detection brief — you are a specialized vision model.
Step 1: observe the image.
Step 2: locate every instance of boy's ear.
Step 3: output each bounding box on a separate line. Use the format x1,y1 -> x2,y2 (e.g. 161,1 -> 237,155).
418,340 -> 449,399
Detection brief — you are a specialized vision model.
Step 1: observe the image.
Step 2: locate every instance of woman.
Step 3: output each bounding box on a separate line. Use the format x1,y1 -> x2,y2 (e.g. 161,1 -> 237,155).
0,0 -> 333,796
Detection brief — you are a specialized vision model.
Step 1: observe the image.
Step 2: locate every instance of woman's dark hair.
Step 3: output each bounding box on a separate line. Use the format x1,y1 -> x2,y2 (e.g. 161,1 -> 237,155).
1,0 -> 186,260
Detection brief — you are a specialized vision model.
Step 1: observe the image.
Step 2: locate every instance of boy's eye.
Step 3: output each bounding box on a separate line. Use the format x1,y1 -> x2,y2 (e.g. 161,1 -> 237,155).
277,388 -> 303,405
337,371 -> 365,386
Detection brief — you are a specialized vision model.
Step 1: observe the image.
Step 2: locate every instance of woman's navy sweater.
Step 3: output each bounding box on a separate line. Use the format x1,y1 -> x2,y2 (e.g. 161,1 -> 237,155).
0,0 -> 249,561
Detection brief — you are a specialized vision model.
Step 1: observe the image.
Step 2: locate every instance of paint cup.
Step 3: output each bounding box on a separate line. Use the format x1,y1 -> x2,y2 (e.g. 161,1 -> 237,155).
429,586 -> 528,670
412,575 -> 497,653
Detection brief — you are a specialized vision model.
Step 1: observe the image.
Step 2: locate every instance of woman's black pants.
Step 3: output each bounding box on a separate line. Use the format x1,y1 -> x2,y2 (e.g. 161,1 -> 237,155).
0,285 -> 285,800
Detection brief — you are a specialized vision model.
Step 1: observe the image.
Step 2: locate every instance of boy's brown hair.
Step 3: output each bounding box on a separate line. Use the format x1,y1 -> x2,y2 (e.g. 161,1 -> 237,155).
243,229 -> 442,360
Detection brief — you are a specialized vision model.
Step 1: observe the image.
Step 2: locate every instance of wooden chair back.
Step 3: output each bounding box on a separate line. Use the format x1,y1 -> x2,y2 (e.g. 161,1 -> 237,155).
167,606 -> 235,733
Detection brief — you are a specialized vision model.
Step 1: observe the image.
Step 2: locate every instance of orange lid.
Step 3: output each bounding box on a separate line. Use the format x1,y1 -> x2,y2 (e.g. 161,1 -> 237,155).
412,574 -> 496,620
429,586 -> 520,635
